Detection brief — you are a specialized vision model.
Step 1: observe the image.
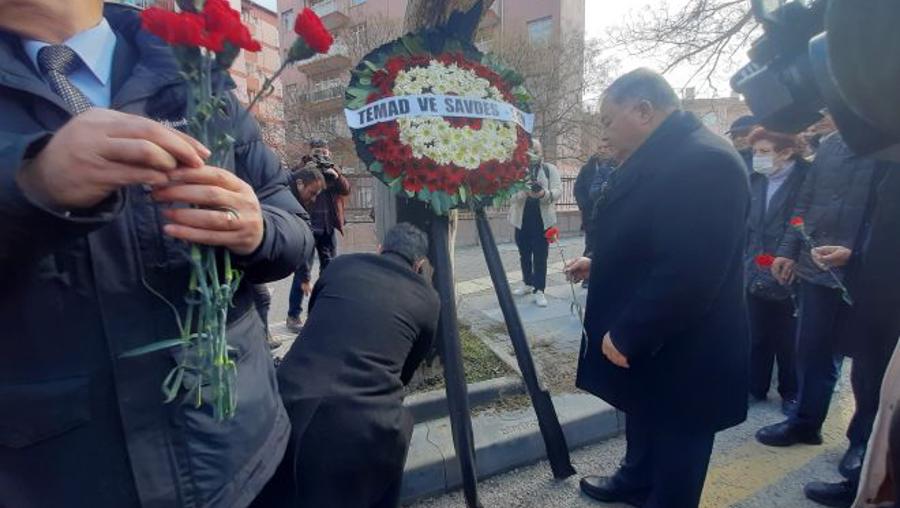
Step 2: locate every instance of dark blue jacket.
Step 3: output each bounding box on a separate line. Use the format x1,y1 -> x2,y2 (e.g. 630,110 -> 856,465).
745,158 -> 810,300
576,111 -> 750,433
0,4 -> 312,507
776,133 -> 882,287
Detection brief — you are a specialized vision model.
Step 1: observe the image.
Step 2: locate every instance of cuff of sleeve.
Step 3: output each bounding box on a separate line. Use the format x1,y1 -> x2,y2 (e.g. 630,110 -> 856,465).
1,132 -> 125,228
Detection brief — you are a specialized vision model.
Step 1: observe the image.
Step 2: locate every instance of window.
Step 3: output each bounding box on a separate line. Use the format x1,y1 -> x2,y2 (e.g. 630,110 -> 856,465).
349,24 -> 366,48
281,8 -> 294,30
527,16 -> 553,45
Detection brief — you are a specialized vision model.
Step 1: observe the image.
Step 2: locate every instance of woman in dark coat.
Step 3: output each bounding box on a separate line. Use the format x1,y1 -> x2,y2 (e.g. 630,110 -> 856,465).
744,128 -> 810,414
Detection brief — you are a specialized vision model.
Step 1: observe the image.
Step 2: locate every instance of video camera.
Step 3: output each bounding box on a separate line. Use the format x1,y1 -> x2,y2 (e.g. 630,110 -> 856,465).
310,153 -> 338,182
730,0 -> 900,157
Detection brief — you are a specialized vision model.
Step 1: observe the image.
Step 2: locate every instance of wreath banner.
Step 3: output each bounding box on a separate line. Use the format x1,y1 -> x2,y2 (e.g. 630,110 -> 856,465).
345,31 -> 534,216
345,94 -> 535,133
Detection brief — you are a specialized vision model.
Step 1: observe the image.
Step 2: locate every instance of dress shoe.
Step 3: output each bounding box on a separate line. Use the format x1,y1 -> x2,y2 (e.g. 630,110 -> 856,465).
781,398 -> 799,416
838,444 -> 866,479
579,476 -> 646,507
756,420 -> 823,447
804,480 -> 855,507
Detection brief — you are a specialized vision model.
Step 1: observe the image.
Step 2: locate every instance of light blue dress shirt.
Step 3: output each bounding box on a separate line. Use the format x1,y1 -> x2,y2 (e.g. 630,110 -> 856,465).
22,18 -> 117,108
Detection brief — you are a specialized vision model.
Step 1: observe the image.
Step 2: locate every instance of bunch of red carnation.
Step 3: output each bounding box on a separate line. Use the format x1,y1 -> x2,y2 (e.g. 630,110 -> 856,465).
141,0 -> 261,53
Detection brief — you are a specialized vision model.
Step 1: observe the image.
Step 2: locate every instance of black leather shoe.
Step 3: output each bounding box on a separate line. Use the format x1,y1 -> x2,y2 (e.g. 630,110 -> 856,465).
839,444 -> 866,478
804,480 -> 855,507
781,398 -> 799,416
756,420 -> 823,447
579,476 -> 647,507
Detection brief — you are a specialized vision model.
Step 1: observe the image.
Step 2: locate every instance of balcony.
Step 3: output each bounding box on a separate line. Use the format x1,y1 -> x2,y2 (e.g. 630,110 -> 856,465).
311,0 -> 351,30
303,85 -> 345,110
295,41 -> 352,75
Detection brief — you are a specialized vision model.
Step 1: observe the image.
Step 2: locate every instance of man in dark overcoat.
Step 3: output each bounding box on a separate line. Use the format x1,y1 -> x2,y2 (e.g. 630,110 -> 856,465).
566,68 -> 751,508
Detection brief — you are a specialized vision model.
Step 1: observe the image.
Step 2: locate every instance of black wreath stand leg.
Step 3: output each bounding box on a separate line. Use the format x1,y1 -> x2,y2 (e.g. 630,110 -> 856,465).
473,204 -> 576,479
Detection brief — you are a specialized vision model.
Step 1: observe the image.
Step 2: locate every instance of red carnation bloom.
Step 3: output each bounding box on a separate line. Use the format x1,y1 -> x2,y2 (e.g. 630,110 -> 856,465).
545,226 -> 560,244
204,0 -> 262,52
790,216 -> 805,228
142,8 -> 206,48
755,254 -> 776,268
293,8 -> 333,54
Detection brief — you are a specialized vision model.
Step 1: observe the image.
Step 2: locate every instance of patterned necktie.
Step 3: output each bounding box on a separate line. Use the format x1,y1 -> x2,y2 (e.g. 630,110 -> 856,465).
37,45 -> 93,115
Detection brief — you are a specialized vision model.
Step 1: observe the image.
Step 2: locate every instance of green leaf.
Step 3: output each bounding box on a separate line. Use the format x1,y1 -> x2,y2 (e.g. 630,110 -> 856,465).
401,35 -> 426,55
458,185 -> 468,203
389,177 -> 404,194
162,366 -> 186,403
346,86 -> 367,98
347,96 -> 366,110
431,192 -> 444,216
369,161 -> 383,173
359,76 -> 372,86
363,60 -> 379,72
120,338 -> 188,358
417,188 -> 432,202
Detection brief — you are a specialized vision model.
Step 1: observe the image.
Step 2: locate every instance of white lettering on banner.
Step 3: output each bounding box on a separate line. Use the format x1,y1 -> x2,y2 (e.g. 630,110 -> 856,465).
345,94 -> 535,133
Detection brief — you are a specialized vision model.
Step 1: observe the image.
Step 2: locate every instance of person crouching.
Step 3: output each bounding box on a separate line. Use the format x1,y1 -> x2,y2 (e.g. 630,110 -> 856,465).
253,223 -> 440,508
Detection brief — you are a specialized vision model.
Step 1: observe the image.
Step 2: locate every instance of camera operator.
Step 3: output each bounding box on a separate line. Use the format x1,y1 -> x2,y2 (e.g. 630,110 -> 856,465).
288,139 -> 351,325
508,139 -> 562,308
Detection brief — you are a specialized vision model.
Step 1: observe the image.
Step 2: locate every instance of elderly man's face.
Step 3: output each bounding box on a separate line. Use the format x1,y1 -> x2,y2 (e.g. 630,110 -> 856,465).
600,98 -> 650,162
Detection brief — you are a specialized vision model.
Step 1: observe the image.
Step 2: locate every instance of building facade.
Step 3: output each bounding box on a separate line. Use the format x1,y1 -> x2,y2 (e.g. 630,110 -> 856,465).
275,0 -> 586,171
682,89 -> 751,136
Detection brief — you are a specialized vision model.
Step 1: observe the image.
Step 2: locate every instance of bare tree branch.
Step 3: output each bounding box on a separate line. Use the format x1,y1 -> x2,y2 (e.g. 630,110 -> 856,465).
609,0 -> 758,89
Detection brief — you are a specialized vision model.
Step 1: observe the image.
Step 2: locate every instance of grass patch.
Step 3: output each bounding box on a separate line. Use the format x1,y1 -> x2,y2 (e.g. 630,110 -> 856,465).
410,323 -> 513,393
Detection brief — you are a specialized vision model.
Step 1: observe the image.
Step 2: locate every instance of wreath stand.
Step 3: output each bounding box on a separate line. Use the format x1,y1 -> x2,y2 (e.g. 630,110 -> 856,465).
399,198 -> 575,508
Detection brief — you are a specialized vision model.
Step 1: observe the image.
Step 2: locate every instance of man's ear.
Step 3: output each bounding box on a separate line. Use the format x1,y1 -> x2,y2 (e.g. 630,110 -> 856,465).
636,100 -> 655,124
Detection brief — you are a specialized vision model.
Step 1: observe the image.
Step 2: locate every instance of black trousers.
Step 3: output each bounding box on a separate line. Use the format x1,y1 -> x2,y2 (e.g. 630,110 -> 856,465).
748,293 -> 798,400
614,414 -> 716,508
287,231 -> 337,318
847,335 -> 898,450
791,281 -> 845,431
251,404 -> 408,508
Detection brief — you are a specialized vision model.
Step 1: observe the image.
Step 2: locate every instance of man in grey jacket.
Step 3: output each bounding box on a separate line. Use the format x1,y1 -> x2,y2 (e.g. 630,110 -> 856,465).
0,1 -> 313,506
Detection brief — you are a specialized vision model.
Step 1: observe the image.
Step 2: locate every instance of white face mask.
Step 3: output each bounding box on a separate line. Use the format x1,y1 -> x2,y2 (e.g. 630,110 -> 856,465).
753,155 -> 777,175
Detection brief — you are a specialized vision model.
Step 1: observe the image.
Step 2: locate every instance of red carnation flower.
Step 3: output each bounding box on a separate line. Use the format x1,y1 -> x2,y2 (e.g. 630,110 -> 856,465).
755,254 -> 776,268
545,226 -> 560,244
790,216 -> 805,228
142,8 -> 206,48
293,8 -> 333,54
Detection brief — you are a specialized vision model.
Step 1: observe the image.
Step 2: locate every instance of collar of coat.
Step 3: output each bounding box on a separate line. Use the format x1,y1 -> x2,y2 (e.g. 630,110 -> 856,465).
596,111 -> 702,210
0,3 -> 235,114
